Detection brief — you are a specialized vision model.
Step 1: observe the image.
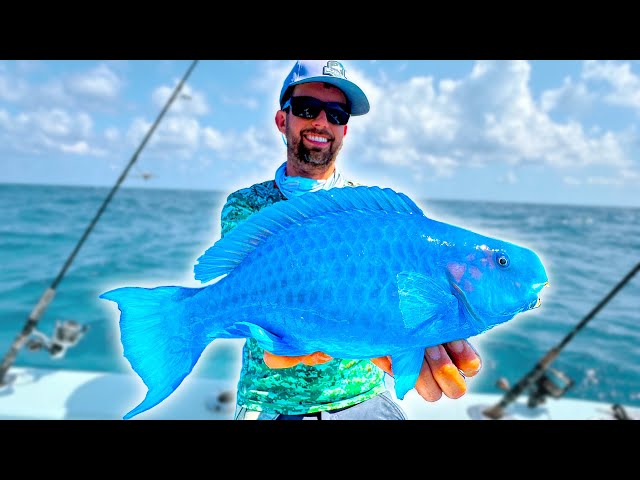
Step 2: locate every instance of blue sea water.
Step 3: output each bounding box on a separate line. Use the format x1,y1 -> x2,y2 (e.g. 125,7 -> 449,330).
1,183 -> 639,408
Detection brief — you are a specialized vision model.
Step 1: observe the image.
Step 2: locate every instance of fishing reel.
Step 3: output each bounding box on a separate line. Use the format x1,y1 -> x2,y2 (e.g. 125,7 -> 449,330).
526,367 -> 574,408
26,320 -> 89,359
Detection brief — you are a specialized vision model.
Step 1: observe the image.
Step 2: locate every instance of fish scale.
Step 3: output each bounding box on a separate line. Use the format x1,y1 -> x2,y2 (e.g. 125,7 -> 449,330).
213,212 -> 412,343
100,186 -> 548,419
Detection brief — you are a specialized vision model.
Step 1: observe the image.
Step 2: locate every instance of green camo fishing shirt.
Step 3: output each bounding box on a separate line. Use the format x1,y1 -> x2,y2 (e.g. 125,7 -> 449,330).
220,178 -> 387,415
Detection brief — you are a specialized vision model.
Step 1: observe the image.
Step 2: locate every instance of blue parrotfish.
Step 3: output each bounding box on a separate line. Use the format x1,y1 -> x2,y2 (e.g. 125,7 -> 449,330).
100,186 -> 549,420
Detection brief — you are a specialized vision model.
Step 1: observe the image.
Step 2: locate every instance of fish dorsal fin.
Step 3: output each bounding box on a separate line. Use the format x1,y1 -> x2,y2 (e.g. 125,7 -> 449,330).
194,186 -> 425,283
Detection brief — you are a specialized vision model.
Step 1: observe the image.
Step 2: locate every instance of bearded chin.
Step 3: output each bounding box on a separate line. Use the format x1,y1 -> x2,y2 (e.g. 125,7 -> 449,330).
296,142 -> 334,167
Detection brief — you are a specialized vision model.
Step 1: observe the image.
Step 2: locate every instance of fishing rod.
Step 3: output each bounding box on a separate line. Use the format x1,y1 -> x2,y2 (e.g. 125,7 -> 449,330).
482,260 -> 640,420
0,60 -> 199,387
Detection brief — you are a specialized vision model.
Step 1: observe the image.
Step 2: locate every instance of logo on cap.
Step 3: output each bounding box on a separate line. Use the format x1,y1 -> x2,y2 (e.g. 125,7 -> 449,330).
323,61 -> 347,79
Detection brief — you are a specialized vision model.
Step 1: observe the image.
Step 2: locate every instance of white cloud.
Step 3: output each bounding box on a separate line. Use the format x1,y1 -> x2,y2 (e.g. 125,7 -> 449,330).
68,63 -> 122,100
0,107 -> 100,157
152,83 -> 210,116
344,60 -> 634,184
27,109 -> 93,137
540,77 -> 595,115
3,60 -> 639,201
126,114 -> 202,161
582,60 -> 640,109
0,61 -> 125,112
201,127 -> 227,150
60,141 -> 100,155
0,72 -> 28,102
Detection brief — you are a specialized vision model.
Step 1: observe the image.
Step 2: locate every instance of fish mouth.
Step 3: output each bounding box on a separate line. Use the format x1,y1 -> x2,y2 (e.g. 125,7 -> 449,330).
529,282 -> 549,310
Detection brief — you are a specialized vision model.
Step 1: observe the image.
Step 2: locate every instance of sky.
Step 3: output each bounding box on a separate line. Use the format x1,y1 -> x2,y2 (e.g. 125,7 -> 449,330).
1,59 -> 639,208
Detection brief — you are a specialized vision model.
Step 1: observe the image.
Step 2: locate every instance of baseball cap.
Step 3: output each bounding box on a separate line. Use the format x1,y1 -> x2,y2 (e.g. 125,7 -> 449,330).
279,60 -> 370,116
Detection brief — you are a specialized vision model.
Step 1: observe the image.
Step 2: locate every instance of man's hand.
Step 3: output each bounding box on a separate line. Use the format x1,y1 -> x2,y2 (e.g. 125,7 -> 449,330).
263,351 -> 334,368
263,340 -> 482,401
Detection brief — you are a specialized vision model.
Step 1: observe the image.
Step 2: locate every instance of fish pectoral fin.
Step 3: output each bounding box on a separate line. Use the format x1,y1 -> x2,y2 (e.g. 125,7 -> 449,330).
233,322 -> 297,356
390,348 -> 426,400
397,271 -> 457,330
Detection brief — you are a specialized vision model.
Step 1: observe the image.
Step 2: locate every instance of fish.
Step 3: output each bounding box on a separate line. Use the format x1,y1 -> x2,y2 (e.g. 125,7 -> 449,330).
100,186 -> 549,420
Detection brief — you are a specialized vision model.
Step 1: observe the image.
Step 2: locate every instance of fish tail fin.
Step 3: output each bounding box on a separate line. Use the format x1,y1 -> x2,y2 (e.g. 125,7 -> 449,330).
100,285 -> 209,420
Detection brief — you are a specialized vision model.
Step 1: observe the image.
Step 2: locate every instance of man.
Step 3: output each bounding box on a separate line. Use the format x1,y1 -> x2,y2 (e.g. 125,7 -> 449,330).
222,60 -> 482,420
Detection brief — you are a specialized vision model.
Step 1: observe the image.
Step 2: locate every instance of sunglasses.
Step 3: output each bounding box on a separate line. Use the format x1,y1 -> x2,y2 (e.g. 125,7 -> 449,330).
282,96 -> 351,126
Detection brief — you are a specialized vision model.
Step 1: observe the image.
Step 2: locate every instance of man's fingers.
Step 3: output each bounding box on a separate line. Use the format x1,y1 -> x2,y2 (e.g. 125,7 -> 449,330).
371,346 -> 474,401
371,356 -> 393,375
371,353 -> 464,402
264,341 -> 481,403
263,351 -> 333,368
443,340 -> 482,377
301,351 -> 333,366
263,351 -> 304,368
424,345 -> 468,399
413,358 -> 443,402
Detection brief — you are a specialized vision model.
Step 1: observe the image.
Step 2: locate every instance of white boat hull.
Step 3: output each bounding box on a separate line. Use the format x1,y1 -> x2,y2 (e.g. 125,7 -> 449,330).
1,366 -> 637,420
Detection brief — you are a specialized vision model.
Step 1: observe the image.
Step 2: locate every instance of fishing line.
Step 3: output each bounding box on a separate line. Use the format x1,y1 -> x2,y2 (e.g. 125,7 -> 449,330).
0,60 -> 200,386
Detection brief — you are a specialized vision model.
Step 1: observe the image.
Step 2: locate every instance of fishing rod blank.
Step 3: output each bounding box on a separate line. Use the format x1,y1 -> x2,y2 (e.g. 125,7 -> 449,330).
0,60 -> 200,386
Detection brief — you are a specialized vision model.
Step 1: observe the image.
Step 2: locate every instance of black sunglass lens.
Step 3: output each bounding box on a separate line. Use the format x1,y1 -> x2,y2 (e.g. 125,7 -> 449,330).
326,108 -> 350,125
290,97 -> 321,119
299,105 -> 321,119
289,97 -> 350,125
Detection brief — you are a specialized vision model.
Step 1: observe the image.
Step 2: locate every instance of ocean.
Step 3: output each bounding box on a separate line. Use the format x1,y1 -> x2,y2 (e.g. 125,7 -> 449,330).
1,183 -> 639,408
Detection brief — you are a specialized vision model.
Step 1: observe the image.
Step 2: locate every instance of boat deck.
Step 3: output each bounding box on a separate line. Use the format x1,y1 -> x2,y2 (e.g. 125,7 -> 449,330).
1,366 -> 636,420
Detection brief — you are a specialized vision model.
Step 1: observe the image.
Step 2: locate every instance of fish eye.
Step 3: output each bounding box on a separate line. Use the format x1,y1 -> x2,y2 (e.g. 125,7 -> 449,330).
495,252 -> 510,268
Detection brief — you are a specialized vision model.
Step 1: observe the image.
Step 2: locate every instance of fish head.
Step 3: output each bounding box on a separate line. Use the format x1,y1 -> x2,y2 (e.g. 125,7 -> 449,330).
445,238 -> 549,330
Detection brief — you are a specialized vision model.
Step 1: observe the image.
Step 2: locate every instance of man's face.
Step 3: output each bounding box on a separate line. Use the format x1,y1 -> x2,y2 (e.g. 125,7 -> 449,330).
277,82 -> 349,175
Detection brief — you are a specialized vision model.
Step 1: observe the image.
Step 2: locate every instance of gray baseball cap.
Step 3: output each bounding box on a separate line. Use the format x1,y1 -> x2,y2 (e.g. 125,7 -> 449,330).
279,60 -> 370,116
